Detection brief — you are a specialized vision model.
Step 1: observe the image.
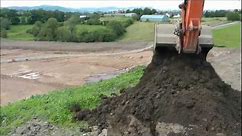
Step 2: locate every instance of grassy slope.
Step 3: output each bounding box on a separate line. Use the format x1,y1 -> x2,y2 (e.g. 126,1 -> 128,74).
76,24 -> 109,33
201,17 -> 229,26
118,22 -> 154,42
100,16 -> 131,22
7,25 -> 34,41
213,23 -> 241,48
0,67 -> 144,135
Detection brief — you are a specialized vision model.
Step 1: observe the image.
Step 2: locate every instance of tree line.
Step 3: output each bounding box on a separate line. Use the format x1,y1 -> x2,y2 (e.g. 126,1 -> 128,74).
204,10 -> 241,21
0,8 -> 81,25
27,15 -> 133,42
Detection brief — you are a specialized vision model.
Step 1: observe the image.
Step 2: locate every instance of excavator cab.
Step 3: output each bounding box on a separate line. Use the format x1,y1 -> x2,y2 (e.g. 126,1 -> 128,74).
154,0 -> 213,60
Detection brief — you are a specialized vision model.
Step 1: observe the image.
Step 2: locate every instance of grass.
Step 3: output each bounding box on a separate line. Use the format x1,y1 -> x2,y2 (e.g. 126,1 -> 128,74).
118,22 -> 154,42
0,67 -> 144,135
213,23 -> 241,48
76,24 -> 109,33
201,17 -> 229,26
7,25 -> 34,41
100,16 -> 131,22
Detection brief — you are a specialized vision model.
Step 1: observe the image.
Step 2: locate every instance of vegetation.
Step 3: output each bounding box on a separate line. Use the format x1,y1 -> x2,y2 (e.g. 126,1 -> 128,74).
118,22 -> 154,42
226,12 -> 241,21
201,17 -> 229,26
0,28 -> 8,38
126,7 -> 157,19
213,23 -> 241,48
0,67 -> 145,135
7,25 -> 34,40
0,9 -> 20,25
0,17 -> 11,30
0,18 -> 11,38
100,16 -> 134,27
204,10 -> 231,18
0,8 -> 80,25
25,15 -> 133,42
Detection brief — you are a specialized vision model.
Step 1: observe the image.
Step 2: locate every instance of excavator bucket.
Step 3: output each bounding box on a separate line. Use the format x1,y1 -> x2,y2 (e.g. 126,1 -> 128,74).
154,24 -> 214,60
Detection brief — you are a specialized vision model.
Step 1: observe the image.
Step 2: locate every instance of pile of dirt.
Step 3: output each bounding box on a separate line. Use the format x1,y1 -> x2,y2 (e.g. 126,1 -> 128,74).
75,48 -> 241,136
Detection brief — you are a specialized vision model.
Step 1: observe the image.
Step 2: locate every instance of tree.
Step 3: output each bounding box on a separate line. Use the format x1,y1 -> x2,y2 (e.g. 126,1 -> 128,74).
226,12 -> 241,21
64,15 -> 80,26
86,13 -> 101,25
0,18 -> 11,30
64,15 -> 81,36
46,18 -> 58,39
10,17 -> 20,25
0,9 -> 20,25
0,28 -> 7,38
86,18 -> 100,25
36,18 -> 58,41
56,26 -> 72,42
29,21 -> 42,36
107,21 -> 126,36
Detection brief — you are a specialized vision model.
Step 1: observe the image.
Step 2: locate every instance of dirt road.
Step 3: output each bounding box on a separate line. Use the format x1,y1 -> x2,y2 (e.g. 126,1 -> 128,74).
0,40 -> 240,106
0,41 -> 152,105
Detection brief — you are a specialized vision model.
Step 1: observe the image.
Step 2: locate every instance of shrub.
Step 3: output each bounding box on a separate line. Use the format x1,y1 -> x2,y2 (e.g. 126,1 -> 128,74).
0,18 -> 11,30
121,18 -> 134,27
0,28 -> 7,38
226,12 -> 241,21
56,26 -> 72,42
64,15 -> 80,26
86,18 -> 101,25
28,21 -> 42,36
77,29 -> 116,42
36,18 -> 58,41
107,21 -> 126,36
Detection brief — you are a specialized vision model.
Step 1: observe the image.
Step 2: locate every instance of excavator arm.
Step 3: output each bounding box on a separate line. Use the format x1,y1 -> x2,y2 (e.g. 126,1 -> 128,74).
178,0 -> 205,53
155,0 -> 213,57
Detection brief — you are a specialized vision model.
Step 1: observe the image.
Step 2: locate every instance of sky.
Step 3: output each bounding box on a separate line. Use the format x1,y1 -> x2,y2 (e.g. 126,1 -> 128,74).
1,0 -> 241,10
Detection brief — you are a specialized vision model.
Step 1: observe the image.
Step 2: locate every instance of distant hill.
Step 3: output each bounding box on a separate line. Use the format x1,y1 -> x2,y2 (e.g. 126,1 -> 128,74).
7,5 -> 133,13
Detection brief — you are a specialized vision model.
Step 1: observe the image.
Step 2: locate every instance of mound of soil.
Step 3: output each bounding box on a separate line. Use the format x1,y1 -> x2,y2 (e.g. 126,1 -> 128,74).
75,48 -> 241,136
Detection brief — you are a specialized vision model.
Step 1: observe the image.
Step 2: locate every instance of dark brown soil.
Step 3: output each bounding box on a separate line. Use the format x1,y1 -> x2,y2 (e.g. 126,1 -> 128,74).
75,48 -> 241,136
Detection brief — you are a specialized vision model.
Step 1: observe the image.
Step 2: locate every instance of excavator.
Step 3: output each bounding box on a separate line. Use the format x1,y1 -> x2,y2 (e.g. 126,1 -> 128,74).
155,0 -> 213,58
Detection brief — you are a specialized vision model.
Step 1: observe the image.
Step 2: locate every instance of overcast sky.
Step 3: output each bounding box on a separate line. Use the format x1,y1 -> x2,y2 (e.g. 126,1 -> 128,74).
1,0 -> 241,10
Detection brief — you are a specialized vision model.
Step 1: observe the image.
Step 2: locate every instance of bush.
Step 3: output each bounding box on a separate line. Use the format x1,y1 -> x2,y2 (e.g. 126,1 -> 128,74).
226,12 -> 241,21
56,26 -> 72,42
107,21 -> 126,36
27,21 -> 42,36
121,18 -> 134,27
35,18 -> 58,41
86,18 -> 101,25
77,29 -> 116,42
10,17 -> 20,25
64,15 -> 80,26
0,18 -> 11,30
0,28 -> 8,38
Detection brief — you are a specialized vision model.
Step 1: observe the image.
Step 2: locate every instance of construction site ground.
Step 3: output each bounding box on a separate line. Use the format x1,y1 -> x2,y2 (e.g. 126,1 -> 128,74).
1,39 -> 240,106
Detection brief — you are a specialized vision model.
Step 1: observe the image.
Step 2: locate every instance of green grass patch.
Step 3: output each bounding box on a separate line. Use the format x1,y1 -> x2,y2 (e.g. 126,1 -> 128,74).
118,22 -> 154,42
7,25 -> 34,41
76,24 -> 109,33
201,17 -> 230,26
213,23 -> 241,48
100,16 -> 131,22
0,67 -> 144,135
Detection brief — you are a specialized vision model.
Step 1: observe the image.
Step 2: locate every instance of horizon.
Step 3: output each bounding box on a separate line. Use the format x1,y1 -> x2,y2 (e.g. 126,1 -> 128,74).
1,0 -> 241,10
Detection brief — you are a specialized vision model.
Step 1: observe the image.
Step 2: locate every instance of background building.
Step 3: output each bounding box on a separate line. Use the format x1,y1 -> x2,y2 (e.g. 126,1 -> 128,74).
140,15 -> 169,23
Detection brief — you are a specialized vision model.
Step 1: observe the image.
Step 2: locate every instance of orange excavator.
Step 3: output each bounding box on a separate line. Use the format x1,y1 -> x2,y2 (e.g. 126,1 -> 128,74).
155,0 -> 213,58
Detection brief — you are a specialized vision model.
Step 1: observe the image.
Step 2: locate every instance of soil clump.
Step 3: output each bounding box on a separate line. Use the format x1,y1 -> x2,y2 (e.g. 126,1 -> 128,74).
75,48 -> 241,136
